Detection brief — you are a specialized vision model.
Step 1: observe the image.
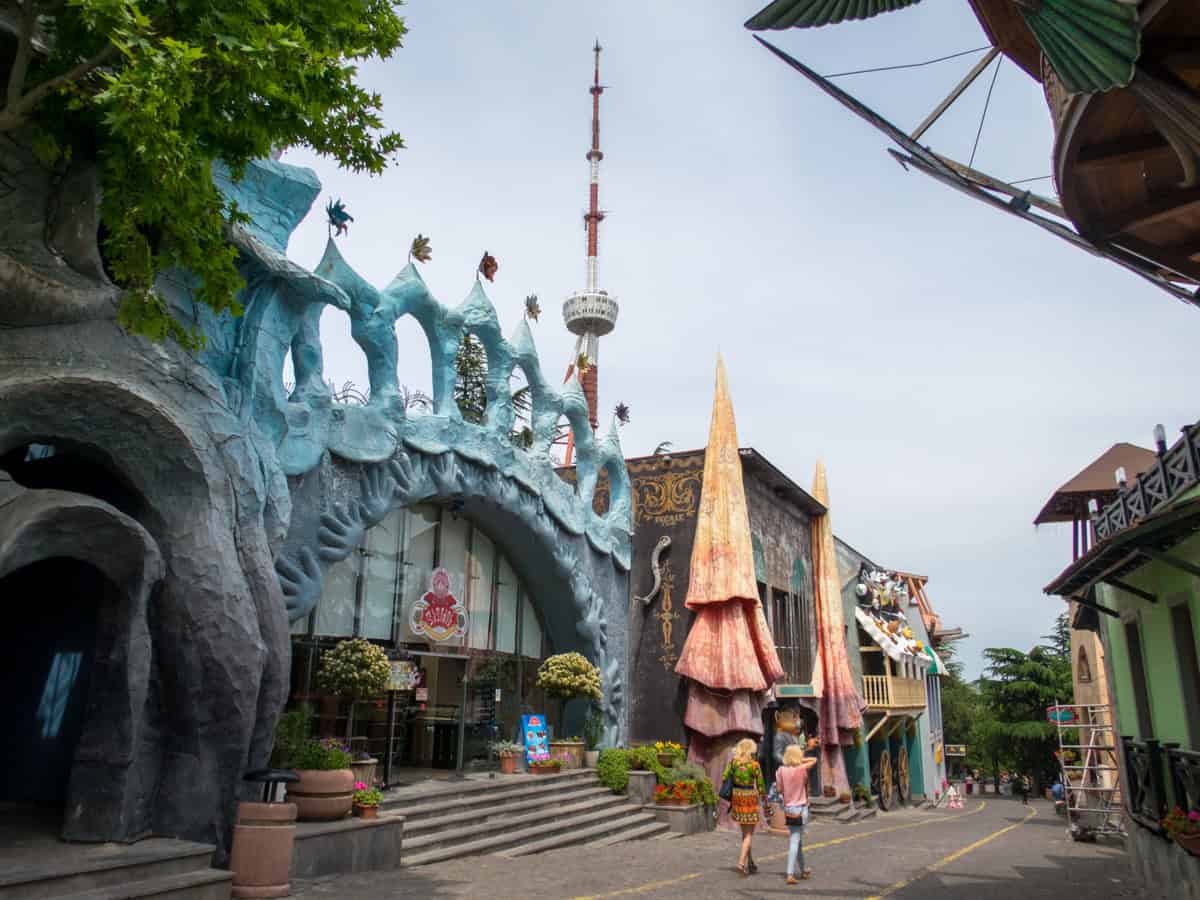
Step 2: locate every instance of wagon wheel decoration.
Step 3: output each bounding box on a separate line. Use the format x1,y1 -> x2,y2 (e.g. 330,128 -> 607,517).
877,748 -> 895,811
897,743 -> 911,805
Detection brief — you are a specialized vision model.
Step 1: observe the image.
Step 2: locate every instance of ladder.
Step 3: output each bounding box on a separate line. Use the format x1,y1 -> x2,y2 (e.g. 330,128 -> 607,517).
1050,703 -> 1125,840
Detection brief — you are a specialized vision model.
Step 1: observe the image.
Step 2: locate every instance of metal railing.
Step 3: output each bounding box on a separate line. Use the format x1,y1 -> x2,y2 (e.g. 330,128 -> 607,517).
1092,422 -> 1200,541
863,674 -> 926,709
1122,737 -> 1169,827
1167,745 -> 1200,813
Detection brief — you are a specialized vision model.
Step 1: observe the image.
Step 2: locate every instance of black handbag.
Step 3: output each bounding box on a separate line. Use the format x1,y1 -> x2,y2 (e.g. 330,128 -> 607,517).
719,769 -> 735,802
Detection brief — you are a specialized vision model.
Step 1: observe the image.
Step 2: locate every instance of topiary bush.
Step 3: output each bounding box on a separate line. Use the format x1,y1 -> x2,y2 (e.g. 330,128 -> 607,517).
597,748 -> 630,793
664,762 -> 717,807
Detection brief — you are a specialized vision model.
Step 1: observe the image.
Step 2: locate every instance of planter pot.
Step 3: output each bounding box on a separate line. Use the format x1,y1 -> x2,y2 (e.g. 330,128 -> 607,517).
657,753 -> 676,768
822,786 -> 837,798
353,804 -> 378,820
498,753 -> 519,775
531,766 -> 560,776
655,798 -> 684,806
230,801 -> 297,899
584,750 -> 600,768
350,758 -> 378,788
549,740 -> 584,769
1177,833 -> 1200,856
286,769 -> 354,821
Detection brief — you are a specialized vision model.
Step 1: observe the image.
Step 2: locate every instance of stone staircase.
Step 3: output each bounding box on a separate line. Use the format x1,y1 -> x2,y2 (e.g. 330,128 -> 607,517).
0,839 -> 231,900
382,769 -> 669,866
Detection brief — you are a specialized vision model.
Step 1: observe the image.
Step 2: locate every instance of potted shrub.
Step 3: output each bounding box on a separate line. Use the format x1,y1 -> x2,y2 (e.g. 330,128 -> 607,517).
837,791 -> 852,804
654,740 -> 684,768
529,758 -> 563,776
853,783 -> 870,808
536,652 -> 601,769
491,740 -> 524,775
316,639 -> 390,777
583,705 -> 604,768
285,738 -> 355,821
1162,806 -> 1200,855
352,782 -> 383,819
655,780 -> 698,806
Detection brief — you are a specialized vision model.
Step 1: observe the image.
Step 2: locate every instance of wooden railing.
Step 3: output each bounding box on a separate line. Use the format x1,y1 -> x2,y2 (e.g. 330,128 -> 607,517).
862,674 -> 926,709
1092,422 -> 1200,542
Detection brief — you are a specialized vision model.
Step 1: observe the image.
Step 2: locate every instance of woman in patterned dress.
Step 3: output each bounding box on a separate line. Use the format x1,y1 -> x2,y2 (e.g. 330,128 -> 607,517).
722,738 -> 767,876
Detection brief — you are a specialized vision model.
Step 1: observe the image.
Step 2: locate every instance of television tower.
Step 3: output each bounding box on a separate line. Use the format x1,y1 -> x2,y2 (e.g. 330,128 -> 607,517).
562,41 -> 618,464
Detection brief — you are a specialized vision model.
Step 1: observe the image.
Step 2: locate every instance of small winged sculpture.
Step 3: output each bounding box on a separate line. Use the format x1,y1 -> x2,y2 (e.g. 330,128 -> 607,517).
746,0 -> 1140,96
326,198 -> 354,237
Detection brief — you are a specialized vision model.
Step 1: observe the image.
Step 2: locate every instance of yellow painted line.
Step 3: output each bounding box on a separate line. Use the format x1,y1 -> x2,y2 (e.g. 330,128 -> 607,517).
865,804 -> 1037,900
568,801 -> 987,900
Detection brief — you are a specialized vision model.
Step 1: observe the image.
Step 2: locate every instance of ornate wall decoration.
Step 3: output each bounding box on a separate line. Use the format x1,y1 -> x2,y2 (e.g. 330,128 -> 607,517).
655,561 -> 680,672
633,468 -> 703,527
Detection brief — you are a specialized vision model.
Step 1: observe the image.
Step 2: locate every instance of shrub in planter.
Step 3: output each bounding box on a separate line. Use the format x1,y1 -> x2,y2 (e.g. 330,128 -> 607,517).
317,639 -> 391,742
655,780 -> 698,805
530,758 -> 563,776
653,740 -> 684,768
838,792 -> 852,804
664,763 -> 717,807
536,652 -> 601,737
597,748 -> 631,793
1162,806 -> 1200,854
286,738 -> 355,821
352,782 -> 383,819
491,740 -> 524,774
853,783 -> 871,806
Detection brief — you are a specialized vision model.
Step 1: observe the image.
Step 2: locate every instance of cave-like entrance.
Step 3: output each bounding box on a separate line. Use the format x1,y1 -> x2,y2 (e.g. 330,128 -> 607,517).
0,557 -> 112,822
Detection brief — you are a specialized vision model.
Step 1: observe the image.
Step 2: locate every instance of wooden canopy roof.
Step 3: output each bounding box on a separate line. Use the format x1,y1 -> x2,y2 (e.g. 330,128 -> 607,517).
1034,442 -> 1157,525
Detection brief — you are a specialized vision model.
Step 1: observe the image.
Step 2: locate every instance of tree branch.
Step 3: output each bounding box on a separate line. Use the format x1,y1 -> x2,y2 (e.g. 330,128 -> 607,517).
3,43 -> 119,128
6,1 -> 38,112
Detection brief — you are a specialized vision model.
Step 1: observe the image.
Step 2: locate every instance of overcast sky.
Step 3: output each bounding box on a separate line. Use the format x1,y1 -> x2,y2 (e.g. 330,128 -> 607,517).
280,1 -> 1198,680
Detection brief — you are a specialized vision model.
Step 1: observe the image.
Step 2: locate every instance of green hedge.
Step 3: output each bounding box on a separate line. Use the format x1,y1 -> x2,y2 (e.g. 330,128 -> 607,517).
596,746 -> 715,807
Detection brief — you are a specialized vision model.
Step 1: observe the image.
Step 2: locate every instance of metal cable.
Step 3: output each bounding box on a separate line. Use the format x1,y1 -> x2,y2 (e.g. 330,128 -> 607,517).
823,46 -> 992,79
968,55 -> 1003,168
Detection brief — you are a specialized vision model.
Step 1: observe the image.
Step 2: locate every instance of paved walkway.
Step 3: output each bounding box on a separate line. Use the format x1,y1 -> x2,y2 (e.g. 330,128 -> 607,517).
293,797 -> 1154,899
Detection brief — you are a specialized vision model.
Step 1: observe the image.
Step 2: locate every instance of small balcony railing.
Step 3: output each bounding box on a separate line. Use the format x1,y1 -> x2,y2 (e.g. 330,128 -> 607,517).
862,674 -> 925,710
1167,745 -> 1200,814
1122,737 -> 1169,828
1092,422 -> 1200,542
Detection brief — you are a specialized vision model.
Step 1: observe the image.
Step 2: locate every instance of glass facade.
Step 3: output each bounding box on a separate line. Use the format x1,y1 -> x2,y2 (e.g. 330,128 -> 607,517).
292,503 -> 546,656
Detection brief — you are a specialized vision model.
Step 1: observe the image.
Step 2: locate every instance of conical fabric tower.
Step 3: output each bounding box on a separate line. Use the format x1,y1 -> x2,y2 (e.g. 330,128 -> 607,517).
810,460 -> 865,795
675,357 -> 784,794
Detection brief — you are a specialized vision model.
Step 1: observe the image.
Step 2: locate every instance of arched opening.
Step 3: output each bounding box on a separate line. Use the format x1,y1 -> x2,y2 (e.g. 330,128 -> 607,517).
0,558 -> 112,821
455,333 -> 489,424
1077,645 -> 1092,683
0,439 -> 145,522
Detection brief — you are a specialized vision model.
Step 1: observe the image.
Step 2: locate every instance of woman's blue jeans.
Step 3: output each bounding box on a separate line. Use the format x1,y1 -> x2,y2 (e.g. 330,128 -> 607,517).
787,822 -> 805,876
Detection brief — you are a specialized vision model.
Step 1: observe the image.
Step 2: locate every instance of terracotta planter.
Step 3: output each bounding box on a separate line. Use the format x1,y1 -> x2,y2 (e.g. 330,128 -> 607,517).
498,753 -> 519,775
230,801 -> 297,899
531,765 -> 560,776
1177,832 -> 1200,856
657,753 -> 676,768
350,758 -> 378,788
286,769 -> 354,821
822,785 -> 837,798
549,740 -> 584,769
655,797 -> 683,806
353,804 -> 378,820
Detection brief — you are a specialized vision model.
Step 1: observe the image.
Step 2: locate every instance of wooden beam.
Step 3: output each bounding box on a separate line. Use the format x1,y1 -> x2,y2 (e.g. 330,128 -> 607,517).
1099,187 -> 1200,238
1105,233 -> 1200,284
910,48 -> 1000,142
1076,133 -> 1176,173
1139,547 -> 1200,578
1068,592 -> 1121,618
933,153 -> 1066,218
1104,577 -> 1158,603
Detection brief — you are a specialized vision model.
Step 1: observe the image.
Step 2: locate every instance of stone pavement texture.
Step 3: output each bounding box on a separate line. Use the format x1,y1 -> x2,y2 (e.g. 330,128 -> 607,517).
293,798 -> 1154,899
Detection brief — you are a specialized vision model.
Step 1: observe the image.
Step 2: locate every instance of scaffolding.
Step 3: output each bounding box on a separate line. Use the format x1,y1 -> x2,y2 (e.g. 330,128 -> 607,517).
1050,703 -> 1126,841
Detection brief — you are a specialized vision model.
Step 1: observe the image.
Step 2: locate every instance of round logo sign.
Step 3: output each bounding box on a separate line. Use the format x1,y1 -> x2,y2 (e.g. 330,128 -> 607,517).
410,567 -> 467,642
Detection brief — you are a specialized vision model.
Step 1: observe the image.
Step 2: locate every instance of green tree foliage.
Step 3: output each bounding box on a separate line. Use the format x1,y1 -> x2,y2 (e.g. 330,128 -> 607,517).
6,0 -> 406,348
977,646 -> 1072,789
1042,610 -> 1071,661
454,333 -> 488,423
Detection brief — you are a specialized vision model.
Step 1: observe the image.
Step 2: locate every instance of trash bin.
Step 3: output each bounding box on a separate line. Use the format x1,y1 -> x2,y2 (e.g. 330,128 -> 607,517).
230,768 -> 300,899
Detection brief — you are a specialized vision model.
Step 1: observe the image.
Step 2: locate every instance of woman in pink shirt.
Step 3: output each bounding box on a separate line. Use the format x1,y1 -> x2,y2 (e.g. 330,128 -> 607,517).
776,743 -> 817,884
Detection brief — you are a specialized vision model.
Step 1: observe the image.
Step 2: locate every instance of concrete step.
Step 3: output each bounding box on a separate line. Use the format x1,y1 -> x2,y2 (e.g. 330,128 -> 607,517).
495,811 -> 662,859
654,831 -> 684,841
0,840 -> 217,900
401,785 -> 614,837
588,819 -> 672,847
810,801 -> 850,817
384,771 -> 599,823
401,793 -> 629,853
403,803 -> 647,867
54,869 -> 232,900
835,806 -> 877,824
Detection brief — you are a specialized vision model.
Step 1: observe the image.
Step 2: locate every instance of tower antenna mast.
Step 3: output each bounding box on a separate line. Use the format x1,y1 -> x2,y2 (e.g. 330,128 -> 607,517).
562,40 -> 619,466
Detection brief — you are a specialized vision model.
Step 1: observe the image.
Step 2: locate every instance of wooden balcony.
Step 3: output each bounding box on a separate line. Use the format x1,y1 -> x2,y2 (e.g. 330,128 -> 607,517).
862,674 -> 926,711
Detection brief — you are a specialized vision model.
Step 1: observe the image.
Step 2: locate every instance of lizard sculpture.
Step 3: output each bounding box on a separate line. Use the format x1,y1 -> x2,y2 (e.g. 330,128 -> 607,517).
635,535 -> 671,606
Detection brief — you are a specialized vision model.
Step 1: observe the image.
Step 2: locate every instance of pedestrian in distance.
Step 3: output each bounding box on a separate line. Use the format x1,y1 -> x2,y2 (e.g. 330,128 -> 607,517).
776,742 -> 818,885
722,738 -> 768,877
1018,774 -> 1031,805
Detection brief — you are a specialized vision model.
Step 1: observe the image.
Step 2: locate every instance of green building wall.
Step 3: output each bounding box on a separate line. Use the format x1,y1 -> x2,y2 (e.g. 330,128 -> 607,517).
1097,530 -> 1200,750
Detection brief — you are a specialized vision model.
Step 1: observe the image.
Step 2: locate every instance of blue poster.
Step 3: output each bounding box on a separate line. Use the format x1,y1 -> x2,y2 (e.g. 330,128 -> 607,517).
521,714 -> 549,766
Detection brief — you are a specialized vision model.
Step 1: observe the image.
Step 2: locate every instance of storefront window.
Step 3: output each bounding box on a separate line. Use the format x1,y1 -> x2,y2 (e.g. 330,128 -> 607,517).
521,593 -> 542,659
314,553 -> 358,636
468,529 -> 496,649
361,508 -> 403,639
400,506 -> 439,637
495,556 -> 519,654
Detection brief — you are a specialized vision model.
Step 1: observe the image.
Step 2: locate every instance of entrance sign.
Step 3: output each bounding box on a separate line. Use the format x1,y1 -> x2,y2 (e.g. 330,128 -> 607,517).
521,714 -> 550,766
388,660 -> 418,691
410,567 -> 467,642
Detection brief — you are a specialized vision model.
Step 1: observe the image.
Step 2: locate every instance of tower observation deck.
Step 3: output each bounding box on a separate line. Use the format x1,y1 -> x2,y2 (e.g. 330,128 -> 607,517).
563,41 -> 618,435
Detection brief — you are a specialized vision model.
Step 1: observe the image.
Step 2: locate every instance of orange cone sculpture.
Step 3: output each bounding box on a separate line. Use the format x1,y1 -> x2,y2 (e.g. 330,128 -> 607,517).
810,460 -> 866,795
676,357 -> 784,755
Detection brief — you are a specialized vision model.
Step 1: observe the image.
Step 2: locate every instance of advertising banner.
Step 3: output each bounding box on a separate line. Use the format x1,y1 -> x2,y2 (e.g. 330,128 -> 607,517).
521,714 -> 549,766
410,567 -> 468,642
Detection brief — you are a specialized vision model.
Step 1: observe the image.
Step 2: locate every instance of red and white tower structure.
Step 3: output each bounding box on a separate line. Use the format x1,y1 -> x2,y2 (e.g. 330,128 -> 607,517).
563,41 -> 619,447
